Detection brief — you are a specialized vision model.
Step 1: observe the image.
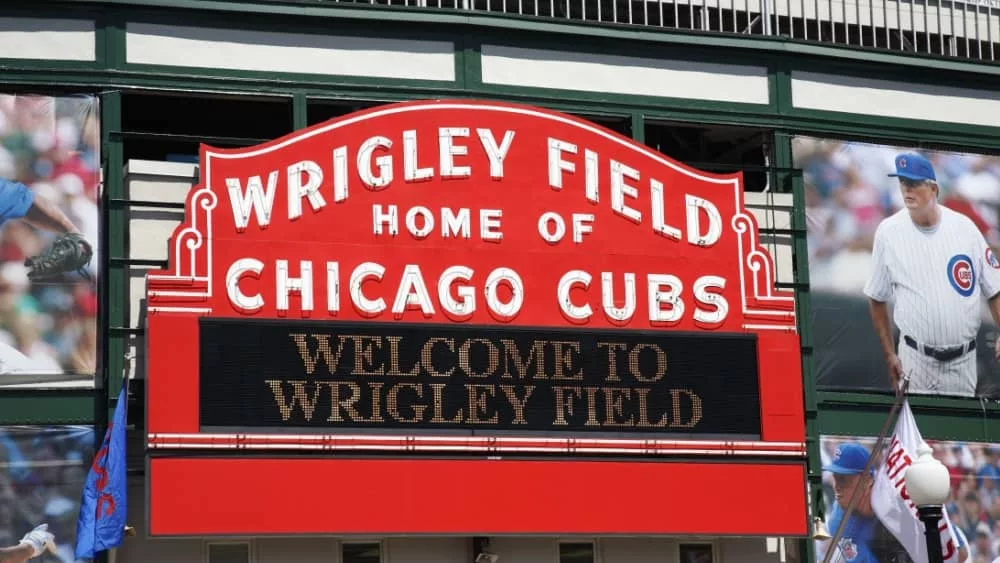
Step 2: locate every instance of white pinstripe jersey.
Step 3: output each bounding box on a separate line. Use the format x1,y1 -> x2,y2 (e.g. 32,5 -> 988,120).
863,206 -> 1000,347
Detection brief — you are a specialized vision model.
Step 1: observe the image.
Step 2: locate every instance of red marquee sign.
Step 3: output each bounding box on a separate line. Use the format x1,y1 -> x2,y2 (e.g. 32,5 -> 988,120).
145,100 -> 807,537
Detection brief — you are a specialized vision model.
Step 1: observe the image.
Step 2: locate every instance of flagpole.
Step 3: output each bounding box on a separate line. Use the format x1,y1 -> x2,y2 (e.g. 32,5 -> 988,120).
820,376 -> 911,563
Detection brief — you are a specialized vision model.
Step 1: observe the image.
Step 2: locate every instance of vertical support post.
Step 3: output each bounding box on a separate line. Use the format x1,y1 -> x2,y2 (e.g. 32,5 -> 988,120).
630,111 -> 645,144
98,88 -> 124,563
293,93 -> 308,131
773,130 -> 820,563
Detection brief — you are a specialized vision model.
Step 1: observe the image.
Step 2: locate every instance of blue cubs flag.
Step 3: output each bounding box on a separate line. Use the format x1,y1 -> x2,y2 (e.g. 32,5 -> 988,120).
75,381 -> 129,559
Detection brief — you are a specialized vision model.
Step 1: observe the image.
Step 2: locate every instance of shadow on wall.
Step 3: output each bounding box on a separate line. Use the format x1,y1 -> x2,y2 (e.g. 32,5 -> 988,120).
812,291 -> 1000,399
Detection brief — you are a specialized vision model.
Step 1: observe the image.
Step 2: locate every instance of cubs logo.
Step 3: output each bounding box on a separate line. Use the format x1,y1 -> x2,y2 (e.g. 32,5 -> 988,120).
987,248 -> 1000,270
898,157 -> 907,168
840,538 -> 858,561
948,254 -> 975,297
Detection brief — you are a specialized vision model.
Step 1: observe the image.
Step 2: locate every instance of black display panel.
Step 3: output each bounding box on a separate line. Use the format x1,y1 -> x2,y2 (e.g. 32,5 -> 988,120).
199,319 -> 761,438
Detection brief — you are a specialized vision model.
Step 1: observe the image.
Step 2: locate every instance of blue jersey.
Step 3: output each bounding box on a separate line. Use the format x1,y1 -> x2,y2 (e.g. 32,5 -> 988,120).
0,178 -> 35,224
827,503 -> 879,563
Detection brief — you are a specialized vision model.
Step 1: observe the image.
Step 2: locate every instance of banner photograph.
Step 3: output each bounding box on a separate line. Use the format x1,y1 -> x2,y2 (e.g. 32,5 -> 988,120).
818,431 -> 1000,563
0,425 -> 95,562
0,94 -> 99,388
795,136 -> 1000,399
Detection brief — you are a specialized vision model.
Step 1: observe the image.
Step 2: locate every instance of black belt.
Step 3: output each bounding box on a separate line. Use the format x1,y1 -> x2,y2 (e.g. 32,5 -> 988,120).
903,335 -> 976,362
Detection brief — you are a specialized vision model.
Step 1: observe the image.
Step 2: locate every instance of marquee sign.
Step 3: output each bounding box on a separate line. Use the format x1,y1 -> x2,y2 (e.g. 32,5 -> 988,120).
144,100 -> 807,537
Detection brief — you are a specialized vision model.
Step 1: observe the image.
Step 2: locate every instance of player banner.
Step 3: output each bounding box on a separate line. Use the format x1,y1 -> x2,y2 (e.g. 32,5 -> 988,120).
0,425 -> 95,561
795,136 -> 1000,399
0,93 -> 99,389
818,433 -> 1000,563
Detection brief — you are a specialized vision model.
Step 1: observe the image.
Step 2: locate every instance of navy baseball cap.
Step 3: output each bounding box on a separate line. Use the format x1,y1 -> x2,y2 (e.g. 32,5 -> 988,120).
889,152 -> 937,182
824,442 -> 871,475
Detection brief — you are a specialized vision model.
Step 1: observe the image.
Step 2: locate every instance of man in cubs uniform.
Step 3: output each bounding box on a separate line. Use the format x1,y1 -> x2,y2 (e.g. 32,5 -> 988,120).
821,442 -> 880,563
864,152 -> 1000,398
820,442 -> 970,562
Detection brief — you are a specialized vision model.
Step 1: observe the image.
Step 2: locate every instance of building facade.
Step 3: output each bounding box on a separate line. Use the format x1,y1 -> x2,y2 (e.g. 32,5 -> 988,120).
1,0 -> 999,562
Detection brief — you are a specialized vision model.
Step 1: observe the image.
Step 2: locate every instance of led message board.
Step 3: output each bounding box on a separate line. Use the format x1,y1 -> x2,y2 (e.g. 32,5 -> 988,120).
199,318 -> 760,436
144,100 -> 807,537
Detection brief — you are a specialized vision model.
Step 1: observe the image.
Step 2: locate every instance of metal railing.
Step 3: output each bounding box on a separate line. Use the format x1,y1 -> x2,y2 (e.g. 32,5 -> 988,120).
345,0 -> 1000,62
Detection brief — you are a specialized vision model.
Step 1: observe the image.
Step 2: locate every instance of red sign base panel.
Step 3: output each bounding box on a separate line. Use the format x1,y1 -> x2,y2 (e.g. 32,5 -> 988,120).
144,99 -> 808,538
149,457 -> 807,536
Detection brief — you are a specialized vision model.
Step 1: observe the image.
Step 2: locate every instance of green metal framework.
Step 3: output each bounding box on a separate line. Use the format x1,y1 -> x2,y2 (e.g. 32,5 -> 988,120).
2,2 -> 1000,561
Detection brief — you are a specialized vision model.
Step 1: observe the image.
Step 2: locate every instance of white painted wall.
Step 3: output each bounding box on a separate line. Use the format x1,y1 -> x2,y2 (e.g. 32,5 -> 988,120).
124,160 -> 196,381
791,70 -> 1000,128
0,17 -> 96,61
480,44 -> 770,105
124,23 -> 456,81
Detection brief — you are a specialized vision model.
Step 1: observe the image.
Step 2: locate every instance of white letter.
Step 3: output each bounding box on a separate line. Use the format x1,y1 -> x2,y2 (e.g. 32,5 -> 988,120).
287,161 -> 326,221
686,195 -> 723,247
403,130 -> 433,182
373,204 -> 399,236
440,127 -> 471,178
477,129 -> 516,179
226,258 -> 264,313
439,265 -> 475,317
405,206 -> 435,239
585,149 -> 599,203
694,275 -> 728,325
226,171 -> 278,231
441,208 -> 471,239
357,135 -> 393,189
651,179 -> 681,241
277,260 -> 314,312
327,261 -> 340,314
350,262 -> 386,315
557,270 -> 592,321
648,274 -> 684,323
476,129 -> 514,180
610,160 -> 642,223
392,265 -> 435,316
333,146 -> 349,202
485,268 -> 523,320
601,272 -> 636,323
548,138 -> 577,190
538,212 -> 566,244
481,209 -> 503,242
572,214 -> 594,243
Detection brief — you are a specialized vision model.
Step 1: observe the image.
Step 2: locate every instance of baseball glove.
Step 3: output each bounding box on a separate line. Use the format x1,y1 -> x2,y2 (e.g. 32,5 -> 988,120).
24,232 -> 93,281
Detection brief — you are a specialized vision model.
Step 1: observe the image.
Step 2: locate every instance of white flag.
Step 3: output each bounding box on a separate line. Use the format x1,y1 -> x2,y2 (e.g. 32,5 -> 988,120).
871,399 -> 962,563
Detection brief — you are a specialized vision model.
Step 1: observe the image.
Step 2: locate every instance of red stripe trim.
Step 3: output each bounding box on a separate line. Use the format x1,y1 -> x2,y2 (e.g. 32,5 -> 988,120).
148,433 -> 806,457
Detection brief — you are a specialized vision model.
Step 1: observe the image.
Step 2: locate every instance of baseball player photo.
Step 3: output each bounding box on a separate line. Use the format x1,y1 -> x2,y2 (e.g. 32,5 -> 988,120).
0,93 -> 99,387
864,152 -> 1000,398
818,439 -> 971,563
0,177 -> 93,376
819,442 -> 881,563
0,524 -> 57,563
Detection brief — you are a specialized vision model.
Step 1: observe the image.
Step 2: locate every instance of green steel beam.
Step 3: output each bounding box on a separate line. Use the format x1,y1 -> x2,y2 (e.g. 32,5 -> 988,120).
0,391 -> 96,425
293,92 -> 308,130
103,89 -> 126,409
817,391 -> 1000,442
630,112 -> 644,144
458,32 -> 482,91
